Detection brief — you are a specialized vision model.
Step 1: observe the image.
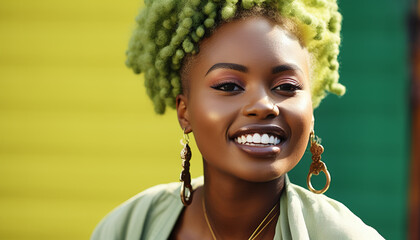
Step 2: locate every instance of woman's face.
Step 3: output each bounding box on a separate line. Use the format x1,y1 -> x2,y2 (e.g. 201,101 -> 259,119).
177,16 -> 313,182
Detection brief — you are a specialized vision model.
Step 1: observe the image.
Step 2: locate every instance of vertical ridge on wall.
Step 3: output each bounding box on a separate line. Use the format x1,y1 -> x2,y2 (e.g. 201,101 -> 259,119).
409,1 -> 420,239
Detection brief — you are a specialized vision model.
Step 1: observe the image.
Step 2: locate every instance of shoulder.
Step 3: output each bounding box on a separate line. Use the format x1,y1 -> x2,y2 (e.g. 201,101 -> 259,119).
91,181 -> 185,240
284,182 -> 384,240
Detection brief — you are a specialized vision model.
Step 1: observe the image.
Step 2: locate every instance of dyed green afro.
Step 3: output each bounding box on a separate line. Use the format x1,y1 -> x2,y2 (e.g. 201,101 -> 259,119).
126,0 -> 345,114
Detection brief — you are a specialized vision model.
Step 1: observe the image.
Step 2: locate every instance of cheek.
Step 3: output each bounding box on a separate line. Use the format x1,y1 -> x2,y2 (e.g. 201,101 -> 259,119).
189,93 -> 230,129
285,93 -> 312,124
280,94 -> 313,147
187,91 -> 239,156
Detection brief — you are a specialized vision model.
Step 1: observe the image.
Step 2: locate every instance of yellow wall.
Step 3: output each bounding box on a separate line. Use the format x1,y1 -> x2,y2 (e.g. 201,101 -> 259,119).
0,1 -> 203,239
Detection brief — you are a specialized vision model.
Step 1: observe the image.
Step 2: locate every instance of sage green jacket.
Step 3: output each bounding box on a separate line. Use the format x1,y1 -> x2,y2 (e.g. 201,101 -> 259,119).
91,176 -> 383,240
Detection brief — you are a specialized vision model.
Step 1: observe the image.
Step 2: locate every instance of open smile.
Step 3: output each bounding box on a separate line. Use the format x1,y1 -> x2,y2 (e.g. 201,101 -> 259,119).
234,133 -> 281,146
230,124 -> 287,157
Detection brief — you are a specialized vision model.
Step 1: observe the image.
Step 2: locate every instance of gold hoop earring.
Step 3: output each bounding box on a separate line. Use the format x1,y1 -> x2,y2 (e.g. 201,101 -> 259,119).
180,130 -> 193,206
307,130 -> 331,194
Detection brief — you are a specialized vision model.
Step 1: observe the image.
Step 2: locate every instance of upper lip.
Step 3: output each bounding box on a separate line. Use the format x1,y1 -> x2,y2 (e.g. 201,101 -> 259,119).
230,124 -> 287,141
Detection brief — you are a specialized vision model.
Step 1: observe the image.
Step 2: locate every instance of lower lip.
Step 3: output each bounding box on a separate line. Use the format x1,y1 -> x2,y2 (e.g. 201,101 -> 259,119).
233,141 -> 281,158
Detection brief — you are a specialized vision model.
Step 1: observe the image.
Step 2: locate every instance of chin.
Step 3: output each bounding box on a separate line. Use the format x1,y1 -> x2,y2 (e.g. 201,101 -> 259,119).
232,161 -> 291,183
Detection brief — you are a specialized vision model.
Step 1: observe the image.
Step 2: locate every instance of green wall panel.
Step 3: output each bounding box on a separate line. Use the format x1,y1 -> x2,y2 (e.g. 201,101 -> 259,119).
289,1 -> 410,239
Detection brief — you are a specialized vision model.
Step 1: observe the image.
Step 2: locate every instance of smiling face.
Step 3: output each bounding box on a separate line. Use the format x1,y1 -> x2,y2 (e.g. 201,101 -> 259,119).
177,16 -> 313,182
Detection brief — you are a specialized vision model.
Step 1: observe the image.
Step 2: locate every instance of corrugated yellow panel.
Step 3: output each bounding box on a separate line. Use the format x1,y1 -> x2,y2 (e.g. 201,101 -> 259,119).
0,1 -> 202,239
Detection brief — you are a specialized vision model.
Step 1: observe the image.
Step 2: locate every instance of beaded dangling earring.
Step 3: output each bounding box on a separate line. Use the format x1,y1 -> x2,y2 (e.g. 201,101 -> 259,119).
307,130 -> 331,194
180,130 -> 193,206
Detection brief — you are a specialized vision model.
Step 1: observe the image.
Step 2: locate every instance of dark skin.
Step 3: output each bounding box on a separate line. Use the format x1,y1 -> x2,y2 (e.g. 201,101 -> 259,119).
172,16 -> 313,240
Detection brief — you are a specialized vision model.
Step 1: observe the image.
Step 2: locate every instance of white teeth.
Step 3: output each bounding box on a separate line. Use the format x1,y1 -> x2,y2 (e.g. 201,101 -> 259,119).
252,133 -> 261,143
235,133 -> 282,145
261,134 -> 269,144
269,135 -> 274,144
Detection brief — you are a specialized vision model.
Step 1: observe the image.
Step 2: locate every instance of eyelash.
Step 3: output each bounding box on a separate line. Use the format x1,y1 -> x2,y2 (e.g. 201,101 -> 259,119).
211,81 -> 244,92
210,81 -> 302,93
272,82 -> 303,92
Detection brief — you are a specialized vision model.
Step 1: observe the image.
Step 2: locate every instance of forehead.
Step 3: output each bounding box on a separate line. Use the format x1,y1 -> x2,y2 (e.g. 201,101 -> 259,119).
191,16 -> 310,78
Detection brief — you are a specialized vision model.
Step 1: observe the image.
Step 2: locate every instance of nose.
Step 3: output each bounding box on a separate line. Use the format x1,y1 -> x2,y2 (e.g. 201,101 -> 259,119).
242,94 -> 280,119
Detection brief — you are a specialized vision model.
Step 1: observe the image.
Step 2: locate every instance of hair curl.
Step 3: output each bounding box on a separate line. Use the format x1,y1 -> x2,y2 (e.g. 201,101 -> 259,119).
126,0 -> 345,114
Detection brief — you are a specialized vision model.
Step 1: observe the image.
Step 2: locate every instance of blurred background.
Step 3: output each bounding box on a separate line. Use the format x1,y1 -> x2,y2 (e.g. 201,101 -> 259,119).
0,0 -> 417,239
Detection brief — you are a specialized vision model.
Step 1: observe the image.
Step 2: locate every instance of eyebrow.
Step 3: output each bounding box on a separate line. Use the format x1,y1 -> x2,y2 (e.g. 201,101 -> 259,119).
205,62 -> 303,76
205,63 -> 248,76
272,64 -> 302,74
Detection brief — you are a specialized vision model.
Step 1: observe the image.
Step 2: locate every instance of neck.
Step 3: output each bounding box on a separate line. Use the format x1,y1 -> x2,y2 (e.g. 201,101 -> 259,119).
202,162 -> 285,239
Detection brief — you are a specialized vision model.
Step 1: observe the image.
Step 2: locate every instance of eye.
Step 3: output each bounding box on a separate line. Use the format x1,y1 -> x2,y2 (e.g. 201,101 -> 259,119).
211,82 -> 244,92
272,83 -> 302,92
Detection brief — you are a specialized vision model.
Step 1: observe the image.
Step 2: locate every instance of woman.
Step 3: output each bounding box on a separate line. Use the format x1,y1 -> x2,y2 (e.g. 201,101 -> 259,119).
92,1 -> 384,239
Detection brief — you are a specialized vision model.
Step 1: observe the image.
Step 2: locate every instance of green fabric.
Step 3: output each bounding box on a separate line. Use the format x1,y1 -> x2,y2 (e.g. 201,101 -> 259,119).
91,177 -> 384,240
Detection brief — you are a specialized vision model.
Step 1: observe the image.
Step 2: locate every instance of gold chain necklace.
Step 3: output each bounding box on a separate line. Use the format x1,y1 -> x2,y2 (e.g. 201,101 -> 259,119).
201,197 -> 279,240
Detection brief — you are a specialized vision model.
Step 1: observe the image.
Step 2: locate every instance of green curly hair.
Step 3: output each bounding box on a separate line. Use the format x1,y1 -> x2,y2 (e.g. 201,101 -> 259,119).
126,0 -> 345,114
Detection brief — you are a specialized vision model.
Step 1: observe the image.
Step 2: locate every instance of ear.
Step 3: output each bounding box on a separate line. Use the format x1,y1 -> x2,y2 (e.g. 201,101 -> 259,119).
176,94 -> 192,133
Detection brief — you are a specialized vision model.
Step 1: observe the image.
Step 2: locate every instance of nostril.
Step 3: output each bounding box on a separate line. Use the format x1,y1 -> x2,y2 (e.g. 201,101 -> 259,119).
242,97 -> 279,119
266,113 -> 277,119
245,110 -> 277,119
